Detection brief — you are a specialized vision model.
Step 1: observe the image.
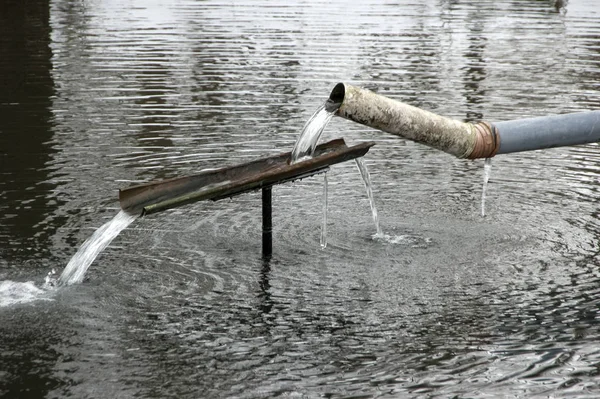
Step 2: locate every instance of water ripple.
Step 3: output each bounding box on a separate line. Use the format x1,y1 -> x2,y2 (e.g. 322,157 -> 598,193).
2,0 -> 600,397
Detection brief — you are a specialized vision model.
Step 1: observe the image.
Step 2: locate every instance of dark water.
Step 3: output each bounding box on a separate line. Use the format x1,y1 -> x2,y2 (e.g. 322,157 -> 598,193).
2,0 -> 600,397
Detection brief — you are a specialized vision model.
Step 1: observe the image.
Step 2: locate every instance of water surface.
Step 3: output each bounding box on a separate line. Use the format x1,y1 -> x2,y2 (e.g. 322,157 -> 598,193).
2,0 -> 600,397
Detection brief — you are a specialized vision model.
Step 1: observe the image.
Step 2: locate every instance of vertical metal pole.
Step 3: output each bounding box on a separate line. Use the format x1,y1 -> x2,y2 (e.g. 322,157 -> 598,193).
262,186 -> 272,258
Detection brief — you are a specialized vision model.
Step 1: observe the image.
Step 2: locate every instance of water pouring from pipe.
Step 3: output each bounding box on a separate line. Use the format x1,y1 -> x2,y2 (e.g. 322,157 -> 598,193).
289,99 -> 385,238
291,102 -> 337,164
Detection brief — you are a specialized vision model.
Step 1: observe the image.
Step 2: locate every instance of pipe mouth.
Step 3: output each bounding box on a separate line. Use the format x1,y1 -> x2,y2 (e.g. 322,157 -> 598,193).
326,82 -> 345,112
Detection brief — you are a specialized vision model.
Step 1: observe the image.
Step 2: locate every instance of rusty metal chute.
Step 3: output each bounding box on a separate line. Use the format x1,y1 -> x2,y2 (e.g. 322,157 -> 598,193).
120,138 -> 374,216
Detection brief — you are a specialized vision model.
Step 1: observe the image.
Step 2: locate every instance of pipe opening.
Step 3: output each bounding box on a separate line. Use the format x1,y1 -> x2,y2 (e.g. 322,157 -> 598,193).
326,82 -> 345,112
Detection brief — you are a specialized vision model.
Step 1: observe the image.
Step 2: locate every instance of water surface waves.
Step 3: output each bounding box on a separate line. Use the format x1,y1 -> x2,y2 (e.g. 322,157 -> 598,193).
2,0 -> 600,397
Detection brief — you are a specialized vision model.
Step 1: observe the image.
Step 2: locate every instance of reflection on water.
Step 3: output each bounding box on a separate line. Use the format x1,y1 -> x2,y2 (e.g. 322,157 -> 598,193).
0,0 -> 62,265
1,0 -> 600,397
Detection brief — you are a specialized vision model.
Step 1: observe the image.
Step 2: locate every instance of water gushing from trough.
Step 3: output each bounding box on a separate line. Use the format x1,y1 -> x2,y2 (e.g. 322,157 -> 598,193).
58,210 -> 137,285
355,157 -> 383,237
0,210 -> 137,306
321,173 -> 328,249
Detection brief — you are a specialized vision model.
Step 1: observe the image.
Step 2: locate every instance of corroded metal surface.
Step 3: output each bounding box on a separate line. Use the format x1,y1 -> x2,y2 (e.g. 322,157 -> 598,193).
120,138 -> 375,216
330,83 -> 477,158
330,83 -> 500,159
331,83 -> 600,159
468,121 -> 500,159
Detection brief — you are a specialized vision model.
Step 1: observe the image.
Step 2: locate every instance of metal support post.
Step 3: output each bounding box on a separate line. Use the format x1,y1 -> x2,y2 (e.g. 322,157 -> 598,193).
262,186 -> 272,258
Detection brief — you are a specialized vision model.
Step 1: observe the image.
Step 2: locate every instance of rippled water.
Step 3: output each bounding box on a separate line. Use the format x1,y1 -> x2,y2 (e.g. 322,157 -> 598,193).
2,0 -> 600,397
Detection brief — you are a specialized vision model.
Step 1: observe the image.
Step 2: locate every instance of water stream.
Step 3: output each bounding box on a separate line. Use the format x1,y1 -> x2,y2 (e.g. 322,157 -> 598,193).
355,157 -> 384,237
291,101 -> 385,239
321,173 -> 328,249
0,210 -> 137,306
58,210 -> 137,286
481,158 -> 492,217
290,102 -> 336,164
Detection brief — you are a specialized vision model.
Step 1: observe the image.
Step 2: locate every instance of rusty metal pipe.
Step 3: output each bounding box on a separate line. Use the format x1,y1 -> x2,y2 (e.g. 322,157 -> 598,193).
329,83 -> 498,159
329,83 -> 600,158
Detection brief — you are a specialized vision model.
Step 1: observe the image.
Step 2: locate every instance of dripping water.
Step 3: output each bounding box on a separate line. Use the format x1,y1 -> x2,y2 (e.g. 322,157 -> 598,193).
355,157 -> 383,237
290,100 -> 385,241
321,173 -> 328,249
481,158 -> 492,217
290,101 -> 337,164
58,210 -> 138,285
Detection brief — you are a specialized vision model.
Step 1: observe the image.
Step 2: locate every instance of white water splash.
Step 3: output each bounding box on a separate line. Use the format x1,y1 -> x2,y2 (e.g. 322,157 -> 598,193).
481,158 -> 492,217
373,233 -> 433,248
355,157 -> 383,237
58,210 -> 137,285
0,280 -> 52,307
290,103 -> 335,164
321,173 -> 328,249
0,211 -> 136,307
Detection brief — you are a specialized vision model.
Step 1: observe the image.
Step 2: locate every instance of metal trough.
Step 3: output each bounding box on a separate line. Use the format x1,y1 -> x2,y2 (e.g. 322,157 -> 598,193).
119,138 -> 375,256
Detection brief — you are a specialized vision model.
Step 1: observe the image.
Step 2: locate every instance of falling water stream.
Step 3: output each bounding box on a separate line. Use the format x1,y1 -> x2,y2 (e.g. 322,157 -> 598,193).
58,210 -> 137,285
290,102 -> 336,164
355,157 -> 384,237
0,210 -> 137,307
481,158 -> 492,217
321,173 -> 328,249
291,101 -> 384,238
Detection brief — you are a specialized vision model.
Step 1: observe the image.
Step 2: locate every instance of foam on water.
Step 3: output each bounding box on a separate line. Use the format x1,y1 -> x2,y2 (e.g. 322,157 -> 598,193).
0,280 -> 52,307
373,233 -> 433,248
